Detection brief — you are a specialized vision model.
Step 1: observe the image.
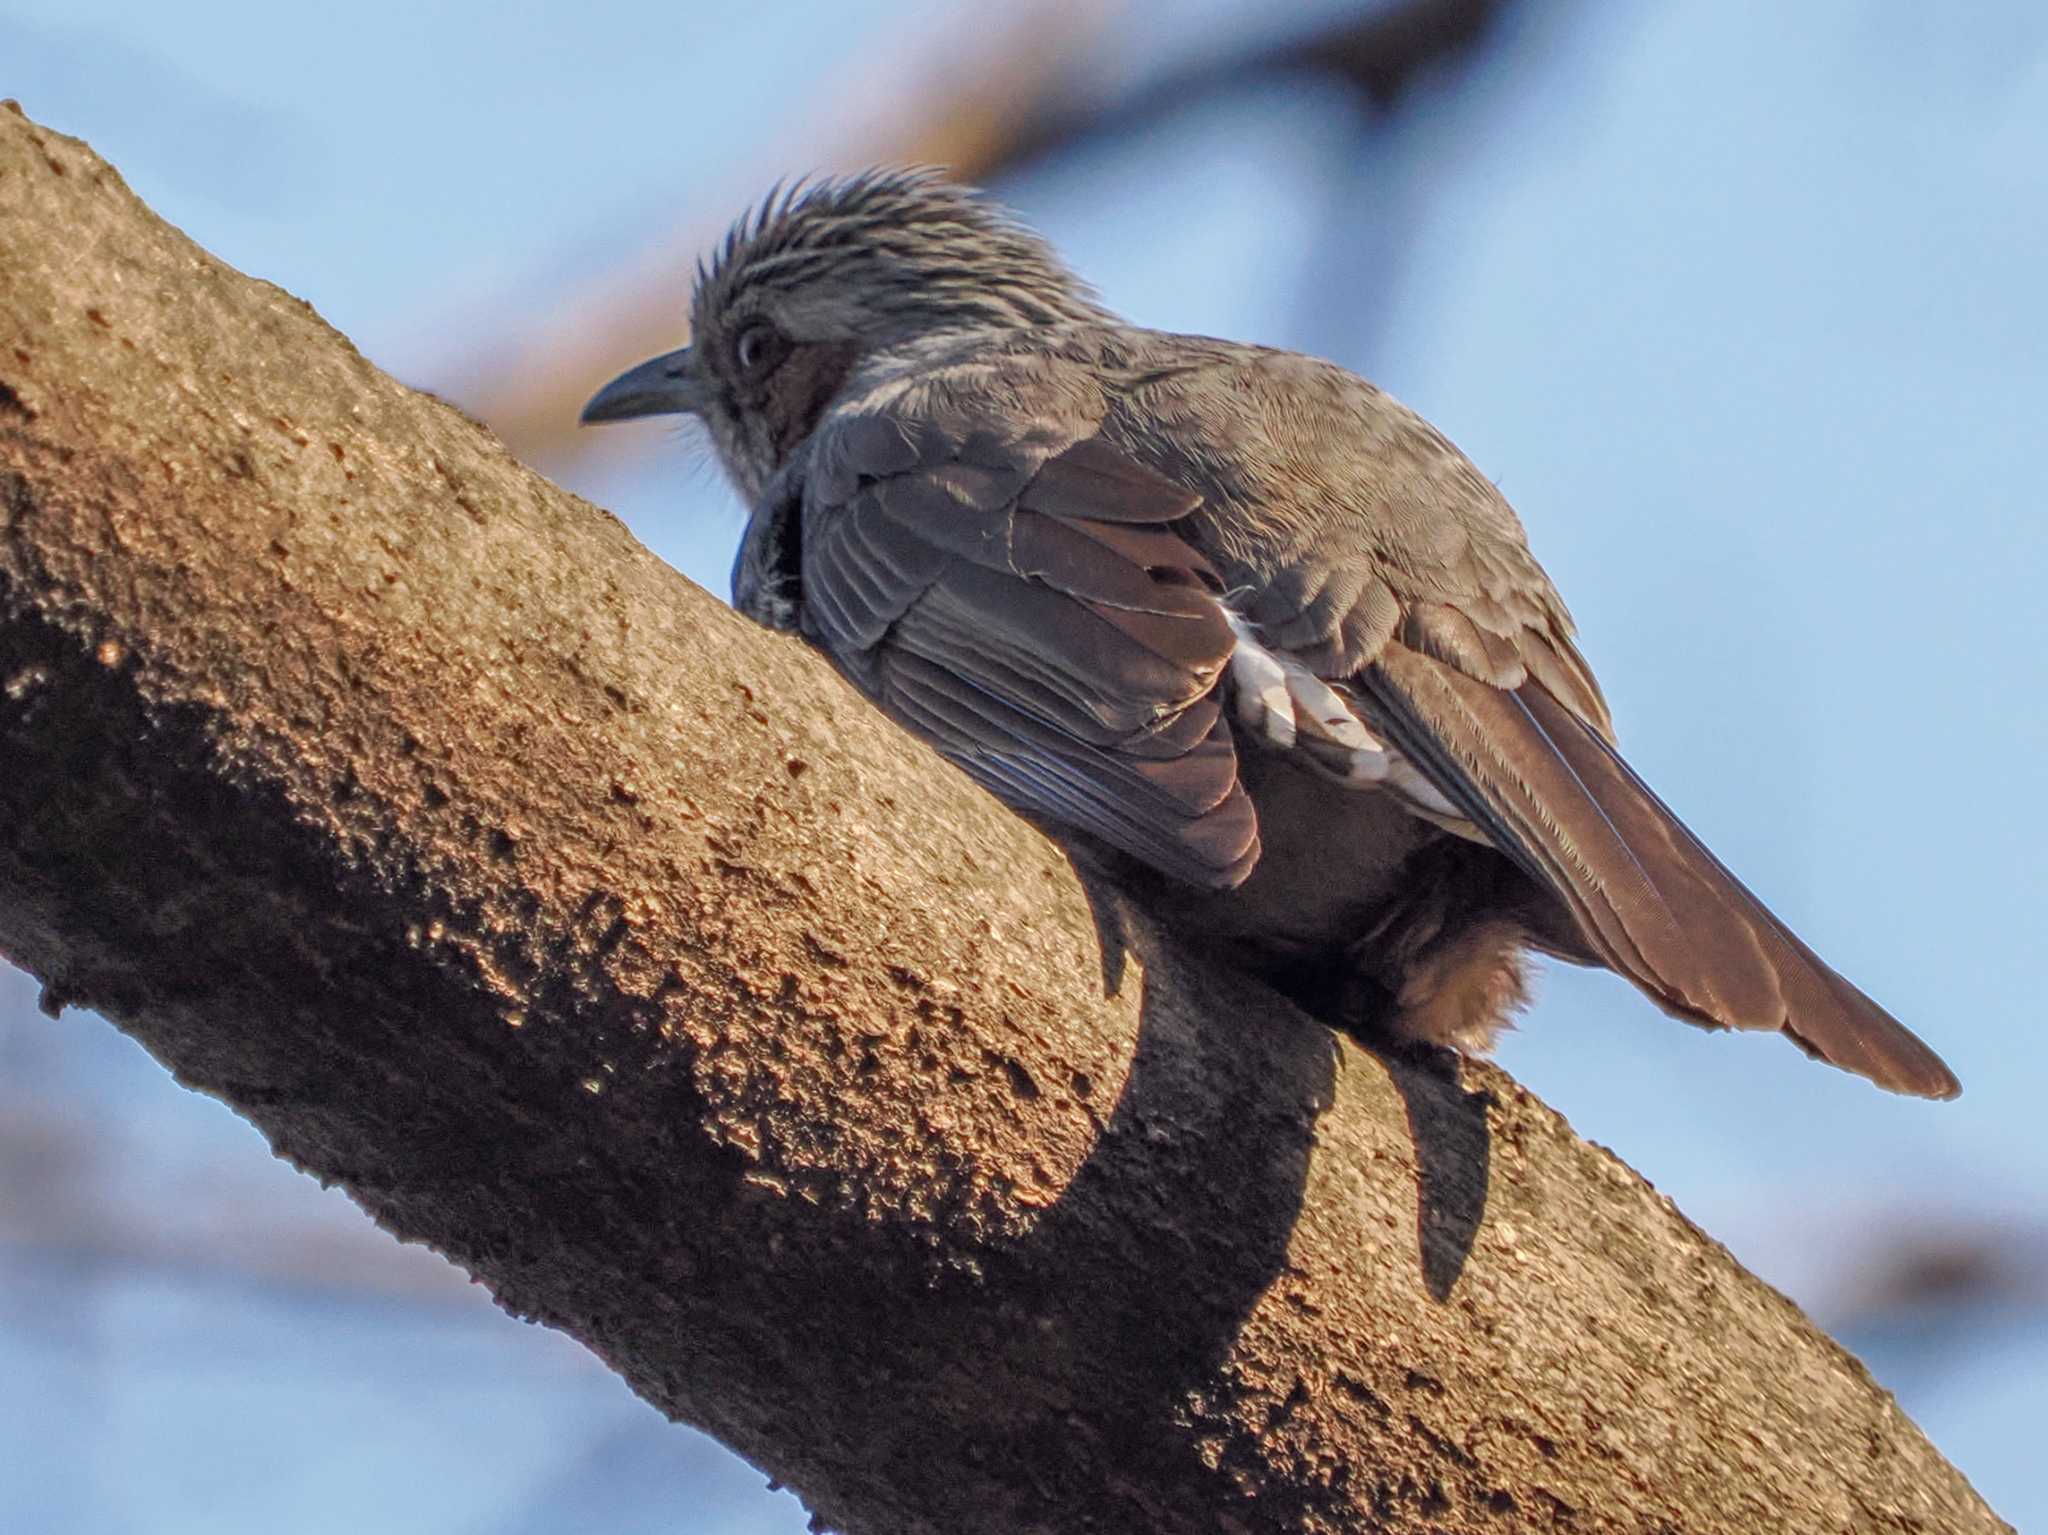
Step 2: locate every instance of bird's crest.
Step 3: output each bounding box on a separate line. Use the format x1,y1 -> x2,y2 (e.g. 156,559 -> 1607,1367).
692,168 -> 1109,337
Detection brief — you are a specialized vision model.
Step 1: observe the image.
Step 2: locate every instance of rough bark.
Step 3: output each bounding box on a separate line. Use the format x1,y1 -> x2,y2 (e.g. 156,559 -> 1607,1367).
0,103 -> 2007,1535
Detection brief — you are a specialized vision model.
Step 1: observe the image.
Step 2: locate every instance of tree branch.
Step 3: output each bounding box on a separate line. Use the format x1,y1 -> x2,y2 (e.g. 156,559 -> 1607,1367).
0,103 -> 2006,1535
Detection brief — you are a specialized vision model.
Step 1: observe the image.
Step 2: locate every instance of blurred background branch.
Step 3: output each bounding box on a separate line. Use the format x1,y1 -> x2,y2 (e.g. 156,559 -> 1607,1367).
458,0 -> 1519,475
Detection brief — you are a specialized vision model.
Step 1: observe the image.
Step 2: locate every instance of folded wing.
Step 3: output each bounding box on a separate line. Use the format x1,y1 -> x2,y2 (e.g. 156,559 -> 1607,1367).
799,410 -> 1258,887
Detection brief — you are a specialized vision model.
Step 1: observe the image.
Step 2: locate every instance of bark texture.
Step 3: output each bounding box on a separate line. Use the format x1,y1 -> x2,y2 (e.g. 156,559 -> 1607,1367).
0,103 -> 2007,1535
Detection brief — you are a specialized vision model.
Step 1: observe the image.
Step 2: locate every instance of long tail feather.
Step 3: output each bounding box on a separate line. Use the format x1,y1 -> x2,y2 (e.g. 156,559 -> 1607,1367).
1364,645 -> 1959,1098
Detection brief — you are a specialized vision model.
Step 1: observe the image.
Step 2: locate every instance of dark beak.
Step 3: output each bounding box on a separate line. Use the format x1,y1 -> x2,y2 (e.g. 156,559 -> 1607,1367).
580,346 -> 703,425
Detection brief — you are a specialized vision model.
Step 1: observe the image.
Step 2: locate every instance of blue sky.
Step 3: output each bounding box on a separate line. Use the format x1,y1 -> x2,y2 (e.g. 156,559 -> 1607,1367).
3,1 -> 2042,1528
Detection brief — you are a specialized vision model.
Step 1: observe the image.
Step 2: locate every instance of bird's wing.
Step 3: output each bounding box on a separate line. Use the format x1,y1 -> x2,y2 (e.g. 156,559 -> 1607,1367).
1151,360 -> 1960,1098
794,390 -> 1258,888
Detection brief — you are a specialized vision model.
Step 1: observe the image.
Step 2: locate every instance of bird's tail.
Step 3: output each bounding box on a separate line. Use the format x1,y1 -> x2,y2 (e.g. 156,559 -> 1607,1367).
1362,645 -> 1960,1099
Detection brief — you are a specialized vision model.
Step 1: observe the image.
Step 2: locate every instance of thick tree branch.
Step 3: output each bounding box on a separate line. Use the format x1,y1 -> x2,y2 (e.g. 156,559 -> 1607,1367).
0,104 -> 2005,1535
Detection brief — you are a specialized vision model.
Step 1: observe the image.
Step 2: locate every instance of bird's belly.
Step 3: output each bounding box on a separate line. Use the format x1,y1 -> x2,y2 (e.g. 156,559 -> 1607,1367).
1164,744 -> 1439,959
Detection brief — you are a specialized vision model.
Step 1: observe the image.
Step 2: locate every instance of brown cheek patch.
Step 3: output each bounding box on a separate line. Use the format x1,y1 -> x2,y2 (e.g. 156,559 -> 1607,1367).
769,341 -> 862,460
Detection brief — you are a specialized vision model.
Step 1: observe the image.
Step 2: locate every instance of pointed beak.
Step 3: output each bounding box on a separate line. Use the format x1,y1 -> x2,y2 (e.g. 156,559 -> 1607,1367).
580,346 -> 703,425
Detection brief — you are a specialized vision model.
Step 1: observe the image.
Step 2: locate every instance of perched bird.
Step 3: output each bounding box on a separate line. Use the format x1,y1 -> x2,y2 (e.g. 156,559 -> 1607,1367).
583,171 -> 1958,1100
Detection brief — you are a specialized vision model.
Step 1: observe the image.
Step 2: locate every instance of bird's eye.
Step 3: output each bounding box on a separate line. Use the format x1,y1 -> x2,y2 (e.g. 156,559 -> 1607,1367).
733,322 -> 783,378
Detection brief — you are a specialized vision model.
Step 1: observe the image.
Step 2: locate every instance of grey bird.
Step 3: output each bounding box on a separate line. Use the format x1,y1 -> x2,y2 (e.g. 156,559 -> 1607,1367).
583,171 -> 1959,1100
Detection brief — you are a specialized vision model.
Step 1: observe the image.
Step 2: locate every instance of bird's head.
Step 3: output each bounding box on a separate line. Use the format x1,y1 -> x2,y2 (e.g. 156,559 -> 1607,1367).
580,170 -> 1105,505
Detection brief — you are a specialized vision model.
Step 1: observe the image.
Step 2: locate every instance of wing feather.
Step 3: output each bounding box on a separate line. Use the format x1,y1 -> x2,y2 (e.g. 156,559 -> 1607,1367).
797,394 -> 1255,888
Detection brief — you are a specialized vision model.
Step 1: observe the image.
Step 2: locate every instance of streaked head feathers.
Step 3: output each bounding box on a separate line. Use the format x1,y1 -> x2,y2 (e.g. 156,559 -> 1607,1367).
692,169 -> 1109,346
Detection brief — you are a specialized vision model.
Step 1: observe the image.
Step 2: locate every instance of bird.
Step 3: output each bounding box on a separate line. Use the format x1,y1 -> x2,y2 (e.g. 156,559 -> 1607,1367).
581,170 -> 1959,1100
